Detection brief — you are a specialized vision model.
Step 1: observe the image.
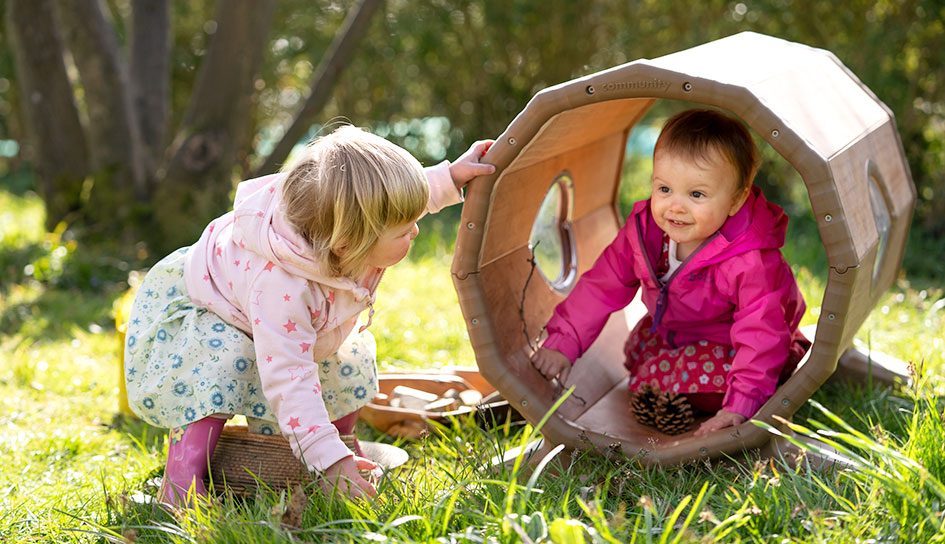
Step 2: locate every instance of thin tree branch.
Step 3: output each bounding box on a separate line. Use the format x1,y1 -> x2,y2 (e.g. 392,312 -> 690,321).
520,243 -> 586,406
255,0 -> 383,177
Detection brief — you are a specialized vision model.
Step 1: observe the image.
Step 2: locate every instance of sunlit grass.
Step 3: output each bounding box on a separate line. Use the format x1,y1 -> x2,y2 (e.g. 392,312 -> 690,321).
3,184 -> 945,542
374,255 -> 476,372
858,281 -> 945,377
0,189 -> 46,247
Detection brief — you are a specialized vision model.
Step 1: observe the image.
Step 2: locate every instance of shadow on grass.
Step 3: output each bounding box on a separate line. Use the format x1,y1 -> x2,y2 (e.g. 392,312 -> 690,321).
107,411 -> 167,454
0,277 -> 123,342
0,235 -> 137,342
0,165 -> 37,197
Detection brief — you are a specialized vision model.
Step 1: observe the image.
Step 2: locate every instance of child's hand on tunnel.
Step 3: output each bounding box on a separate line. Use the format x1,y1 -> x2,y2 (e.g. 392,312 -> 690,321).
530,347 -> 572,384
693,409 -> 746,436
449,140 -> 495,190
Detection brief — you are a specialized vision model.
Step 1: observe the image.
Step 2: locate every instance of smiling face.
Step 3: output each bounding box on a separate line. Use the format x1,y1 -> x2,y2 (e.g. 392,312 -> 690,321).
363,220 -> 420,270
650,147 -> 749,260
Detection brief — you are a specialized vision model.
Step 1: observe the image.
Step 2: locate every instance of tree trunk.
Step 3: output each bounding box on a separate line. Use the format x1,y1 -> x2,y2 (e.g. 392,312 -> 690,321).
130,0 -> 171,189
153,0 -> 276,255
5,0 -> 89,230
255,0 -> 383,177
55,0 -> 146,239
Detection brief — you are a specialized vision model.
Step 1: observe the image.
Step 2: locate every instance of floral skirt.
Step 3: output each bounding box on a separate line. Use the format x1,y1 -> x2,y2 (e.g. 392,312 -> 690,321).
625,315 -> 732,397
123,247 -> 378,432
625,315 -> 809,413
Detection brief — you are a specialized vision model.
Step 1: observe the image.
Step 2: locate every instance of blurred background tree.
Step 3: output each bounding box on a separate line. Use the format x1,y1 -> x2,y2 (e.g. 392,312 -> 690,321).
1,0 -> 942,270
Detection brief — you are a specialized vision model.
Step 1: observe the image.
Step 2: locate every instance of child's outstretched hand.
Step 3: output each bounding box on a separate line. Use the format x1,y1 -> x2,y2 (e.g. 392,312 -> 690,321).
530,347 -> 572,384
449,140 -> 495,190
693,409 -> 746,436
321,455 -> 378,499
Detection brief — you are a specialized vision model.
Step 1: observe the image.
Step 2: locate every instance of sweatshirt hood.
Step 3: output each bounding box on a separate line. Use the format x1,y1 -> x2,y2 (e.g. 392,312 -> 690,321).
230,174 -> 374,301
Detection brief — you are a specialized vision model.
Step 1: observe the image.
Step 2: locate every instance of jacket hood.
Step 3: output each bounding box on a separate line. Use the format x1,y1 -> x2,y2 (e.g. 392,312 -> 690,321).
713,185 -> 788,257
230,174 -> 373,300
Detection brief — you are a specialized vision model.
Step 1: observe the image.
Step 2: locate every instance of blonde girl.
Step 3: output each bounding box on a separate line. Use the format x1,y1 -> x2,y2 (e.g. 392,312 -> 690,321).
124,126 -> 493,506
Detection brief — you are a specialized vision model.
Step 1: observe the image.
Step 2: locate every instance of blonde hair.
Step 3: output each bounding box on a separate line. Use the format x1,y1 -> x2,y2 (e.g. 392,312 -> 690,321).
280,125 -> 429,278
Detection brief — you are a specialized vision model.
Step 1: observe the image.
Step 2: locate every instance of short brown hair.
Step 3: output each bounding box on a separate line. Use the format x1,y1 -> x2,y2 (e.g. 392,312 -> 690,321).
653,109 -> 759,194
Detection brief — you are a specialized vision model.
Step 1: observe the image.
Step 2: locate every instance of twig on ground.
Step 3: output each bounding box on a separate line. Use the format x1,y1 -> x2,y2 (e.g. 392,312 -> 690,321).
520,244 -> 586,406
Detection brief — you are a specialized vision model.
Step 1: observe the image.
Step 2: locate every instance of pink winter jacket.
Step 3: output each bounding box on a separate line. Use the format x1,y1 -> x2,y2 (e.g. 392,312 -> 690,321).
183,162 -> 460,472
543,186 -> 806,419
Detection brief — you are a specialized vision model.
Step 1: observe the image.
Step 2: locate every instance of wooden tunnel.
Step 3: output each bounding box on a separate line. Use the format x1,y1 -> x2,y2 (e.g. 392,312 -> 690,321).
451,32 -> 916,463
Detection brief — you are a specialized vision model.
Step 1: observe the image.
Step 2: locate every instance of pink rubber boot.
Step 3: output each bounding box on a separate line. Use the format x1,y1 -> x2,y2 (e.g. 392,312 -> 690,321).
332,409 -> 363,457
158,417 -> 226,508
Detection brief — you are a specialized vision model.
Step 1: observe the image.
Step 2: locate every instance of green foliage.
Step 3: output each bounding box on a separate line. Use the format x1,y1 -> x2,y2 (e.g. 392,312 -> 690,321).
0,184 -> 138,347
3,0 -> 944,275
304,0 -> 945,273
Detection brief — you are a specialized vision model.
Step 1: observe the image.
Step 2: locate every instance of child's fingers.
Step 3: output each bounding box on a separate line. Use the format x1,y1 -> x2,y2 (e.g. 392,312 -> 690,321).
319,474 -> 348,497
694,412 -> 743,436
470,162 -> 496,175
474,139 -> 494,157
457,140 -> 495,172
559,364 -> 571,385
320,456 -> 378,499
456,163 -> 495,180
350,476 -> 377,499
533,357 -> 553,380
344,459 -> 377,498
320,471 -> 377,499
532,351 -> 570,383
354,456 -> 378,470
694,416 -> 720,436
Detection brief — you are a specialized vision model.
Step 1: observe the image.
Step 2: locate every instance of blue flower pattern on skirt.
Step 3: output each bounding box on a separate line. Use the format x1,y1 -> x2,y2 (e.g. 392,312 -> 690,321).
233,357 -> 249,373
123,247 -> 379,429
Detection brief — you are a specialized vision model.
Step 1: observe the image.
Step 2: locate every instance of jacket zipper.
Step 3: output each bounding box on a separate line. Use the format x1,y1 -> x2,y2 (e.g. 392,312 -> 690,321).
636,214 -> 720,345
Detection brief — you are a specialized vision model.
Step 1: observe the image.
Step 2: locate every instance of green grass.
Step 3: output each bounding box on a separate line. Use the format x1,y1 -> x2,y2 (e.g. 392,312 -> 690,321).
2,184 -> 945,543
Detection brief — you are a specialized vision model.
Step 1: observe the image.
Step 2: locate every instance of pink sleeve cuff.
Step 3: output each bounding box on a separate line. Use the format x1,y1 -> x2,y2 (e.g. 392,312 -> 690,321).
424,160 -> 463,214
541,334 -> 580,365
291,431 -> 353,472
721,391 -> 763,421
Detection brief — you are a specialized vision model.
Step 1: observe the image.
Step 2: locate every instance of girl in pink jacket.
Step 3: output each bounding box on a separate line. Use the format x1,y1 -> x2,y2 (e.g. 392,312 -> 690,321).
532,109 -> 809,437
124,126 -> 493,506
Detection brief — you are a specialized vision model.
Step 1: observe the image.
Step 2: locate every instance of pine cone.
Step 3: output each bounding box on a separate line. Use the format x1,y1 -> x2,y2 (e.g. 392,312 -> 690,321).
655,392 -> 695,435
630,383 -> 661,427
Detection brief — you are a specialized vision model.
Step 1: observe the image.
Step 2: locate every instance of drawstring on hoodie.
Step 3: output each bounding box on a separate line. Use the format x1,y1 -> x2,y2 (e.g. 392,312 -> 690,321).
359,298 -> 375,333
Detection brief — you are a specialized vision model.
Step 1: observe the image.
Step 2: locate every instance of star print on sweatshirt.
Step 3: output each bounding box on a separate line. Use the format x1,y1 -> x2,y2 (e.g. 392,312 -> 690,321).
182,161 -> 461,472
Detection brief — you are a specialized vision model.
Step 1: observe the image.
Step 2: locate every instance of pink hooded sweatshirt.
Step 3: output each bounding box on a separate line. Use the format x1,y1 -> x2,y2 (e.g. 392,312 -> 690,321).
183,162 -> 460,472
543,186 -> 806,419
